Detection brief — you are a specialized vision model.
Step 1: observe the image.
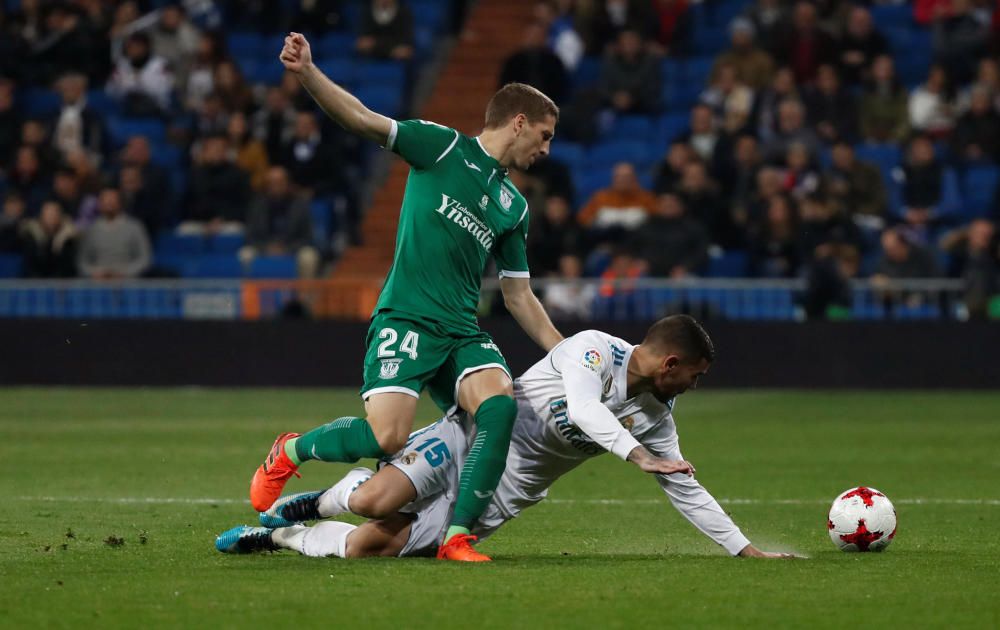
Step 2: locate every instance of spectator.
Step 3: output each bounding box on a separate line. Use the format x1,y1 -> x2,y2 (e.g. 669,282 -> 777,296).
280,111 -> 346,197
932,0 -> 988,85
21,199 -> 78,278
532,1 -> 584,72
119,164 -> 166,238
699,61 -> 754,134
799,193 -> 864,262
908,64 -> 954,137
577,162 -> 656,233
772,1 -> 835,85
803,64 -> 858,144
802,243 -> 860,319
357,0 -> 415,61
521,155 -> 575,207
753,67 -> 799,144
748,193 -> 800,278
280,72 -> 314,111
63,147 -> 102,195
650,0 -> 691,55
253,86 -> 297,164
873,227 -> 940,285
0,78 -> 19,170
859,55 -> 910,143
676,160 -> 733,247
227,111 -> 269,191
52,167 -> 99,226
119,136 -> 170,217
940,219 -> 999,318
956,58 -> 1000,113
542,254 -> 596,320
599,28 -> 661,114
836,5 -> 887,86
149,4 -> 200,93
77,187 -> 152,279
722,134 -> 763,224
598,248 -> 646,298
896,135 -> 960,239
746,166 -> 784,229
180,134 -> 249,234
677,104 -> 730,172
213,60 -> 254,115
20,118 -> 60,173
952,84 -> 1000,163
30,2 -> 104,85
106,31 -> 175,116
193,92 -> 229,137
762,99 -> 821,164
780,141 -> 820,200
711,17 -> 775,91
239,166 -> 319,279
824,141 -> 888,228
629,192 -> 709,278
184,33 -> 222,111
289,0 -> 346,34
8,145 -> 50,213
498,22 -> 570,105
744,0 -> 788,46
52,72 -> 106,163
653,140 -> 694,194
527,195 -> 582,276
0,193 -> 26,253
582,0 -> 656,55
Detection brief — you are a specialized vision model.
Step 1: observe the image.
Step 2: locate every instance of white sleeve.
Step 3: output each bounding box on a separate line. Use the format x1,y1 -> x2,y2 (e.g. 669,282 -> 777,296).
644,420 -> 751,556
552,334 -> 642,461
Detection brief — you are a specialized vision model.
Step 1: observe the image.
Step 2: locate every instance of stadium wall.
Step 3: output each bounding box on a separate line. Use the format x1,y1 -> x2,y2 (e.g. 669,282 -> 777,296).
1,319 -> 996,389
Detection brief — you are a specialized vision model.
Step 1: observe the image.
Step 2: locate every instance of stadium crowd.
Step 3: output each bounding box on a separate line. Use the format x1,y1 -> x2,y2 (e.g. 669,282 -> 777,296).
0,0 -> 998,318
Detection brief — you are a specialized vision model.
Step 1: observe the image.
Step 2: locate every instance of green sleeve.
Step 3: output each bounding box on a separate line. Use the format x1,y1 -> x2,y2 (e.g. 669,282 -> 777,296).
494,206 -> 531,278
388,119 -> 460,170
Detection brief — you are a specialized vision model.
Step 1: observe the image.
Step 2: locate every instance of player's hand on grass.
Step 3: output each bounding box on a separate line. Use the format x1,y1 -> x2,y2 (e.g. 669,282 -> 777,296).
738,544 -> 800,559
280,32 -> 312,73
627,446 -> 695,476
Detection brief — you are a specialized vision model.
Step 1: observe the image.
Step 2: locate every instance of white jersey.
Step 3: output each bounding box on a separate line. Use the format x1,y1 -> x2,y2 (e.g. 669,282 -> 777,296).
390,330 -> 751,557
494,330 -> 750,556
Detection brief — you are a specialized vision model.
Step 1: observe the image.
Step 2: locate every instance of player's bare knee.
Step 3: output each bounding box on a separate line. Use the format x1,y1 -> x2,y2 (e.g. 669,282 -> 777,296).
347,484 -> 392,519
368,421 -> 409,454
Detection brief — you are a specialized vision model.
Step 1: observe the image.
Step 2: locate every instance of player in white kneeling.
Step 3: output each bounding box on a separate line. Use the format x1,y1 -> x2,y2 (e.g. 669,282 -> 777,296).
216,315 -> 791,559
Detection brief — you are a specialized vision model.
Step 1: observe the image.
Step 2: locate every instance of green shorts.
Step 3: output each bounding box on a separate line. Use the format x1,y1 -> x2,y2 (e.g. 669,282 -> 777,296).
360,310 -> 511,414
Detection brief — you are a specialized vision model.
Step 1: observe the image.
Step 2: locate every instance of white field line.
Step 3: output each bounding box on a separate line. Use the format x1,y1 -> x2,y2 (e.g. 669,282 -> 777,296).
12,496 -> 1000,506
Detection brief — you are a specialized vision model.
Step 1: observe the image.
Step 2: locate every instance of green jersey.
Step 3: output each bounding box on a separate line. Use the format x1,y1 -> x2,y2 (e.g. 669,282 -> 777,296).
375,119 -> 531,333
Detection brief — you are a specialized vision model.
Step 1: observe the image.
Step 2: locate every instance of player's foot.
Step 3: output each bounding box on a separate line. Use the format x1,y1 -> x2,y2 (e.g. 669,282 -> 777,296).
214,526 -> 278,554
259,490 -> 324,528
436,533 -> 491,562
250,432 -> 302,512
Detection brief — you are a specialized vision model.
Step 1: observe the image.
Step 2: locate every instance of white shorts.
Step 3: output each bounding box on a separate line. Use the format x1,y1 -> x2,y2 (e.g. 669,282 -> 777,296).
386,417 -> 510,557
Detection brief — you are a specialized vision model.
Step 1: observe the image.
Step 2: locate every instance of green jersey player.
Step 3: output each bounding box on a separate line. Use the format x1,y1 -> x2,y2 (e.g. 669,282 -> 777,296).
249,32 -> 563,562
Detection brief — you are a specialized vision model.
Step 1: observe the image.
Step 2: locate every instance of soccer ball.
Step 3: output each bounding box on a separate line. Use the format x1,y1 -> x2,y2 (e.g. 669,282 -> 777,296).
827,487 -> 897,552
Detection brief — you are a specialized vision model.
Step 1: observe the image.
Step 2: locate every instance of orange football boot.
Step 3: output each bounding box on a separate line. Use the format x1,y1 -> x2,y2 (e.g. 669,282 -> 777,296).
436,533 -> 491,562
250,432 -> 302,512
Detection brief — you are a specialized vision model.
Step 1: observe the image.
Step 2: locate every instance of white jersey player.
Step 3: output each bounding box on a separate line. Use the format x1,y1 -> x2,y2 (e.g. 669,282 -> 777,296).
216,316 -> 792,559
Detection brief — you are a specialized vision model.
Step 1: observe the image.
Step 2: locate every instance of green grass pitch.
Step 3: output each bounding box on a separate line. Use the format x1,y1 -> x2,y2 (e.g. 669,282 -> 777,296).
1,388 -> 998,628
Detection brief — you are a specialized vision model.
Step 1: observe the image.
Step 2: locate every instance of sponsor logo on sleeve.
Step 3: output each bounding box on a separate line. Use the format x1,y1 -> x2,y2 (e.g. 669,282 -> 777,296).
581,348 -> 602,372
499,187 -> 513,211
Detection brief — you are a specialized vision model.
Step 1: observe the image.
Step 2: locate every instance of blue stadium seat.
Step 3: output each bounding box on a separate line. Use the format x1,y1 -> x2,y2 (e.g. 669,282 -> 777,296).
681,56 -> 715,83
354,84 -> 401,117
661,59 -> 681,84
86,90 -> 120,117
260,34 -> 289,61
574,167 -> 612,203
411,0 -> 448,30
316,58 -> 357,85
689,26 -> 729,55
310,199 -> 332,243
548,141 -> 585,169
156,233 -> 206,255
656,112 -> 689,146
227,32 -> 263,59
191,254 -> 244,278
250,255 -> 297,279
854,143 -> 901,182
663,81 -> 703,112
244,62 -> 286,86
208,234 -> 246,254
706,250 -> 749,278
0,254 -> 23,278
572,56 -> 602,91
108,117 -> 167,146
587,141 -> 653,169
318,32 -> 355,58
18,88 -> 61,117
356,61 -> 406,86
871,3 -> 914,27
149,143 -> 183,169
961,165 -> 999,218
608,115 -> 654,142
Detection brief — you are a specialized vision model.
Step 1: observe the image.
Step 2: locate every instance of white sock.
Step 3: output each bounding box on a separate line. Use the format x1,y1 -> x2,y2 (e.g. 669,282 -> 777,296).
272,521 -> 357,558
318,467 -> 373,517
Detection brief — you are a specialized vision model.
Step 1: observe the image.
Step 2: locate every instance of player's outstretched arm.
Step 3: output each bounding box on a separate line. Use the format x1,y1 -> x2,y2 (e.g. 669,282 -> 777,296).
500,277 -> 563,352
280,32 -> 393,146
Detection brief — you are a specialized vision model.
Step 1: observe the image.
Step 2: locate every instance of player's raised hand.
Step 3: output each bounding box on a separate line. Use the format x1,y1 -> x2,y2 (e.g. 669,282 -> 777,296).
279,32 -> 312,73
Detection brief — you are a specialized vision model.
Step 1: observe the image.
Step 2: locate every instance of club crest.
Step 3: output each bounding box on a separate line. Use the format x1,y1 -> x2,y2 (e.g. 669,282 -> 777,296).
380,359 -> 403,379
499,187 -> 513,211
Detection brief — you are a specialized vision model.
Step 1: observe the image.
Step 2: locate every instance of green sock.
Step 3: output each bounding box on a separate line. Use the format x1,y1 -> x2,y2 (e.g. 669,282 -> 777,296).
289,417 -> 386,464
448,395 -> 517,532
445,525 -> 470,541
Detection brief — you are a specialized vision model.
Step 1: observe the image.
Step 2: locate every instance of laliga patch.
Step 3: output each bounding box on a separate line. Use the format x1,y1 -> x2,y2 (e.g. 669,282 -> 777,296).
581,348 -> 602,372
380,358 -> 403,379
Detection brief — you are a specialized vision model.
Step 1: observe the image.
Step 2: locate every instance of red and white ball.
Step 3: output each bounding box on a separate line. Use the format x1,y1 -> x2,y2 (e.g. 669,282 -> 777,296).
827,487 -> 897,552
